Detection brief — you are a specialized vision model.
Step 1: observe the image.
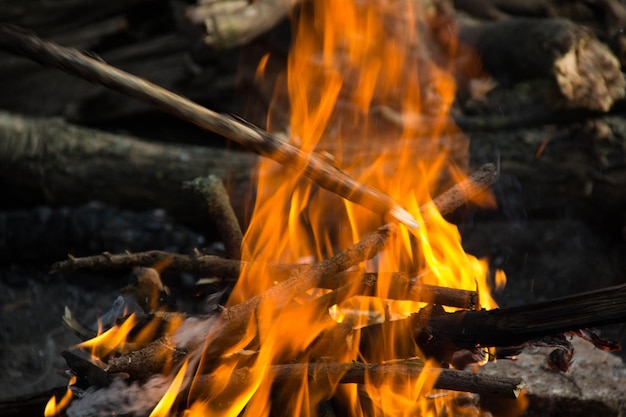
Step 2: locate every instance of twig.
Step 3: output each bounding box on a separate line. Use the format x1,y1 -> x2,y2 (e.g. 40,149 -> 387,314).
320,271 -> 478,309
0,24 -> 418,230
100,225 -> 396,379
183,175 -> 245,260
187,362 -> 525,400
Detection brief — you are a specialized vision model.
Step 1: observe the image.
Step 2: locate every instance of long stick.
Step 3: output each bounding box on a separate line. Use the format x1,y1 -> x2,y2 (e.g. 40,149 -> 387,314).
187,362 -> 525,400
0,24 -> 418,230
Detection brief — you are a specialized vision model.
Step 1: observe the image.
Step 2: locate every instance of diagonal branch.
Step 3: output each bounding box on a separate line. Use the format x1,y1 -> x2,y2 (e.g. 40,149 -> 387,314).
0,24 -> 418,230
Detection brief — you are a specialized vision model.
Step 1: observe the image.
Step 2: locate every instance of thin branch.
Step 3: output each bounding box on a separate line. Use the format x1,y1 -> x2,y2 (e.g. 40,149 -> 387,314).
0,24 -> 417,230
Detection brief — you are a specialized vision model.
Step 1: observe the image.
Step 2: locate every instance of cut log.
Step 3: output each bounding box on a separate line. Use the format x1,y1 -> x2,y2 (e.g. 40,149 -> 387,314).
435,16 -> 625,111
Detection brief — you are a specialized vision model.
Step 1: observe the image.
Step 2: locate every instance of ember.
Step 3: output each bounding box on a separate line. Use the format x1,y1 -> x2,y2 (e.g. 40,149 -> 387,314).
1,1 -> 626,417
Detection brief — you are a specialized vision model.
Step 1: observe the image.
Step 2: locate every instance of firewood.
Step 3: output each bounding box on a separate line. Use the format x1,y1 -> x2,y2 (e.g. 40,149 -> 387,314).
100,225 -> 395,380
186,0 -> 302,49
359,283 -> 626,364
0,24 -> 419,230
186,362 -> 525,401
183,175 -> 245,260
435,15 -> 625,111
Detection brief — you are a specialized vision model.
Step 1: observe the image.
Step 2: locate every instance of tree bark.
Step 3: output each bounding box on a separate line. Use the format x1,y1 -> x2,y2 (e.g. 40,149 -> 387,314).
3,111 -> 626,231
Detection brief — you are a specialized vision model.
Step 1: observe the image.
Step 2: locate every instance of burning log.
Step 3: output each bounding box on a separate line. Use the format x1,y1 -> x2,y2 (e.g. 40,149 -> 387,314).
0,24 -> 419,230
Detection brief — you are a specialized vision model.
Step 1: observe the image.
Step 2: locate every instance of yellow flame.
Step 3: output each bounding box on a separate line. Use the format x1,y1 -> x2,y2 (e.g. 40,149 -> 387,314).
149,360 -> 189,417
44,376 -> 76,417
77,313 -> 138,358
193,0 -> 506,415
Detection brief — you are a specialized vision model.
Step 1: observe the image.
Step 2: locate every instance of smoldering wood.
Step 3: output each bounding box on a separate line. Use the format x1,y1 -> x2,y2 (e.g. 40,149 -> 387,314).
0,24 -> 418,230
436,16 -> 625,111
186,362 -> 525,402
183,175 -> 245,260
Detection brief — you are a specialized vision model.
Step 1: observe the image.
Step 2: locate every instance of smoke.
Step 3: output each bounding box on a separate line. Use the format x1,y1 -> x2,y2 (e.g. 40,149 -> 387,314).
67,375 -> 171,417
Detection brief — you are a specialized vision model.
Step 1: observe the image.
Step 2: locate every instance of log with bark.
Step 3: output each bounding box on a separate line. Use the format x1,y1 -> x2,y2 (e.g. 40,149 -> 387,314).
3,108 -> 626,238
433,15 -> 625,112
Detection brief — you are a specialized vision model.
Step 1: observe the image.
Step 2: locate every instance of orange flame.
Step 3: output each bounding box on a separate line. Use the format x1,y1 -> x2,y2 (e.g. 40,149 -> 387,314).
140,1 -> 506,415
44,376 -> 76,417
200,0 -> 507,415
149,360 -> 189,417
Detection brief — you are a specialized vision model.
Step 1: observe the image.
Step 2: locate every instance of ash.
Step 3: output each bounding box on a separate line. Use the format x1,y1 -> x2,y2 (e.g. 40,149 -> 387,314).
67,375 -> 171,417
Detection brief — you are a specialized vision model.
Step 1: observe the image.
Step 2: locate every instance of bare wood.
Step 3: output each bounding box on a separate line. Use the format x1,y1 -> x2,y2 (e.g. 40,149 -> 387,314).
0,24 -> 417,230
187,362 -> 525,400
187,0 -> 302,49
359,283 -> 626,363
183,175 -> 245,260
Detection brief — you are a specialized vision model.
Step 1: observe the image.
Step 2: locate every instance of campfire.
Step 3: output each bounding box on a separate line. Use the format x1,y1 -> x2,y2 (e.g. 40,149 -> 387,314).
2,1 -> 626,416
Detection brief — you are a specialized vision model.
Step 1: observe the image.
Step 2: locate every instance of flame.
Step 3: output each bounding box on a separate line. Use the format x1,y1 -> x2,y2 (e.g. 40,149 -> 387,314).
134,0 -> 506,415
44,376 -> 76,417
193,0 -> 508,415
77,313 -> 139,359
149,360 -> 189,417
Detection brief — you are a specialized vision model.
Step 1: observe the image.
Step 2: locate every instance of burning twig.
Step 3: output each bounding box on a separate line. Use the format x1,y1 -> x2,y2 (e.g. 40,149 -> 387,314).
183,175 -> 245,260
187,362 -> 525,401
0,24 -> 418,230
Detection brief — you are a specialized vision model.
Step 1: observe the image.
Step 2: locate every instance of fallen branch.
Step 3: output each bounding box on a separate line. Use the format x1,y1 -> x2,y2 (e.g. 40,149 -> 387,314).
0,24 -> 418,230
